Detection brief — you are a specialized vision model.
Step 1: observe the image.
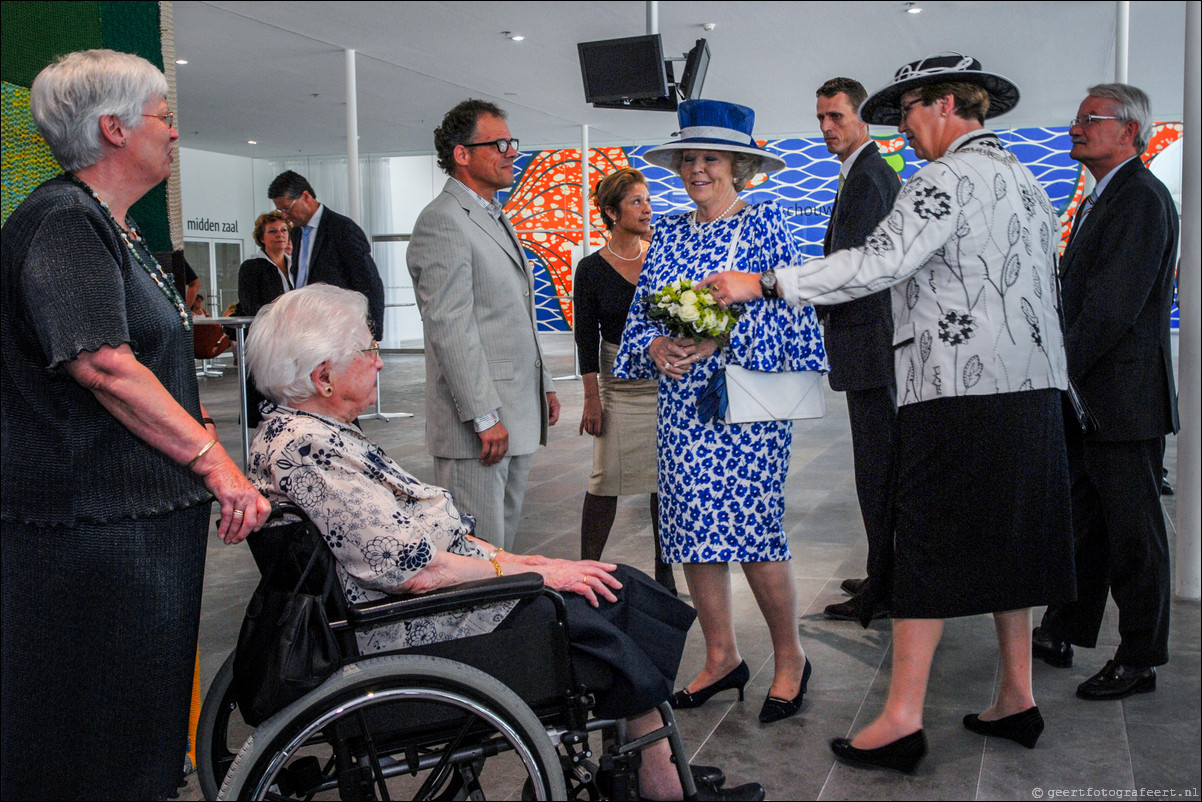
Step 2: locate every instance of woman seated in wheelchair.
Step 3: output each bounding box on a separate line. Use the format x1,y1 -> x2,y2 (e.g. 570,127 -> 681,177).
245,284 -> 763,801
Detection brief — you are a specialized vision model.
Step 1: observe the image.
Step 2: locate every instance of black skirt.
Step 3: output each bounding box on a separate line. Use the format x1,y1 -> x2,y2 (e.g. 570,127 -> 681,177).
891,389 -> 1075,619
1,504 -> 210,800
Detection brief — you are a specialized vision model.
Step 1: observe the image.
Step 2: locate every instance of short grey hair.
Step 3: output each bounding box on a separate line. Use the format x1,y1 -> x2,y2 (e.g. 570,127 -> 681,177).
668,149 -> 764,192
29,49 -> 168,173
1087,83 -> 1152,153
246,285 -> 372,406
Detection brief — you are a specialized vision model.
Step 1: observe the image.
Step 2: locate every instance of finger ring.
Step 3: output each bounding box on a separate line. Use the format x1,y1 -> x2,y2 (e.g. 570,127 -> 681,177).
232,509 -> 244,516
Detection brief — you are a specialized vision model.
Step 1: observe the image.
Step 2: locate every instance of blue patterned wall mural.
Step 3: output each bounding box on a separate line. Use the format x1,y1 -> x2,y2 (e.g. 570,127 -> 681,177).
499,123 -> 1182,333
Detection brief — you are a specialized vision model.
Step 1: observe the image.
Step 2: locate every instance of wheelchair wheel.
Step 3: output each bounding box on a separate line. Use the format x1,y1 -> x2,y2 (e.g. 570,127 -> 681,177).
197,651 -> 252,800
217,653 -> 567,801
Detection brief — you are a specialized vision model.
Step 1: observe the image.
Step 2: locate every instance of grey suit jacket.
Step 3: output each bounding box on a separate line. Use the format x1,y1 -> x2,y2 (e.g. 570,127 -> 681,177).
406,178 -> 552,459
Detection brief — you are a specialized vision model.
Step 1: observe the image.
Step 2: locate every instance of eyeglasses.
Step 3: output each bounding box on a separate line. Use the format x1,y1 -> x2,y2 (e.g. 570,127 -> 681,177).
143,110 -> 176,128
898,98 -> 924,122
359,341 -> 381,356
462,138 -> 520,154
1069,114 -> 1121,127
274,195 -> 302,215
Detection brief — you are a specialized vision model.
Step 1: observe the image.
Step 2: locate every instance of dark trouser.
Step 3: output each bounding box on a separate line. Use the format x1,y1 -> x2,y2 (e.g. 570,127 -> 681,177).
1040,432 -> 1171,668
845,383 -> 898,604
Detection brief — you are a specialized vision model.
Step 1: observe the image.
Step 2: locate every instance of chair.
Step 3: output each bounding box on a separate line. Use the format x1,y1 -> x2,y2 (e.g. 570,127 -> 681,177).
198,505 -> 700,800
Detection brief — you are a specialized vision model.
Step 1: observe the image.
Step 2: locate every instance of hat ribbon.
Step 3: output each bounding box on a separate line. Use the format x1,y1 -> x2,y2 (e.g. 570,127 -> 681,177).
894,53 -> 975,83
674,125 -> 755,145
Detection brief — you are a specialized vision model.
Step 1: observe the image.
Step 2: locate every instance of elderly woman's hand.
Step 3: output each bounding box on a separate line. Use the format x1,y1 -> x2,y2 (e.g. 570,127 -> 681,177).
648,336 -> 717,380
513,555 -> 622,607
195,451 -> 273,544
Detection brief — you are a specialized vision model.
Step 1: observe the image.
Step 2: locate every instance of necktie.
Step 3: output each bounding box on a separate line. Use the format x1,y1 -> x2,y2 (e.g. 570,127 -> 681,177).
836,173 -> 845,201
1068,193 -> 1096,245
296,225 -> 312,288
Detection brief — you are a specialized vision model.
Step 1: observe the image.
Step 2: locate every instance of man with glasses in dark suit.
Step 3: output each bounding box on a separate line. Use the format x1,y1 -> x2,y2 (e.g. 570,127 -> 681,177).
1033,84 -> 1179,700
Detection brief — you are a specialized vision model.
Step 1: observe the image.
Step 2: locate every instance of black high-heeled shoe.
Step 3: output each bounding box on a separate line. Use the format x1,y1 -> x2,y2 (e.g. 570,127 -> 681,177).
758,657 -> 812,723
829,729 -> 927,774
963,706 -> 1044,749
671,661 -> 750,709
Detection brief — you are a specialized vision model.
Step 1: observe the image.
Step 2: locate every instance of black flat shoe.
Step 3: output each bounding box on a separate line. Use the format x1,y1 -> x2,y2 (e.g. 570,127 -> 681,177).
758,657 -> 812,723
829,730 -> 927,774
840,577 -> 866,596
963,706 -> 1044,748
689,764 -> 725,789
671,661 -> 749,709
1076,660 -> 1156,700
693,781 -> 765,801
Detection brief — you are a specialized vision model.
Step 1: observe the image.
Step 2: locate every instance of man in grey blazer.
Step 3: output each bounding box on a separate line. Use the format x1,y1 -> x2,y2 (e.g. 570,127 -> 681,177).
813,78 -> 901,624
407,99 -> 559,551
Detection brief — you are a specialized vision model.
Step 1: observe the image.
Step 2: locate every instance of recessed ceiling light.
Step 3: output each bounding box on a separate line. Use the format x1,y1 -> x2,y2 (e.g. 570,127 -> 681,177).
905,2 -> 922,13
175,58 -> 188,65
502,31 -> 525,41
247,140 -> 257,145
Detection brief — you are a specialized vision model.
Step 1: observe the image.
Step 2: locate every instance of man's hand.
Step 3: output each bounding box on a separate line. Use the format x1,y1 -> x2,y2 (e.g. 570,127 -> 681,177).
478,421 -> 509,466
696,271 -> 763,307
547,392 -> 561,426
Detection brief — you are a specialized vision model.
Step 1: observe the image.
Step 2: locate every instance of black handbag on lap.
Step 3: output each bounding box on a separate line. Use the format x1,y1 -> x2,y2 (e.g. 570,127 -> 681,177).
232,509 -> 343,726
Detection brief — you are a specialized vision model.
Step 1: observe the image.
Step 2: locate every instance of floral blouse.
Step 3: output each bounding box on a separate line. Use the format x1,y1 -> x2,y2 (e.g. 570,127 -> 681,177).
248,405 -> 516,653
778,130 -> 1068,406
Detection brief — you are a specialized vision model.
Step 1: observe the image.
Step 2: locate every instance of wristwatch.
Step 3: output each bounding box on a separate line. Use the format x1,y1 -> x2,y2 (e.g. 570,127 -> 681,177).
759,270 -> 780,300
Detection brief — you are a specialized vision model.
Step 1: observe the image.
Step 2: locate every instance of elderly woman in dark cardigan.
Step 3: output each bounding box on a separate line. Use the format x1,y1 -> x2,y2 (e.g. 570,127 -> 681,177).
0,50 -> 269,799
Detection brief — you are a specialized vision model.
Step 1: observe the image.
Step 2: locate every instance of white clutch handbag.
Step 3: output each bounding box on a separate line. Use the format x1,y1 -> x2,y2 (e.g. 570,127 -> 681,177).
724,364 -> 826,424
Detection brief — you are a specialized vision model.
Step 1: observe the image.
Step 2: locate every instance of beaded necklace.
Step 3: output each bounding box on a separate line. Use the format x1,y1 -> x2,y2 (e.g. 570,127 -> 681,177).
687,194 -> 741,237
68,174 -> 191,331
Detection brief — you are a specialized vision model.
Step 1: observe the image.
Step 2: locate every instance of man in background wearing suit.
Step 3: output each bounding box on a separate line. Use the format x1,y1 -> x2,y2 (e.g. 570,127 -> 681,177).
813,78 -> 901,624
406,99 -> 559,551
1034,84 -> 1179,699
268,170 -> 385,340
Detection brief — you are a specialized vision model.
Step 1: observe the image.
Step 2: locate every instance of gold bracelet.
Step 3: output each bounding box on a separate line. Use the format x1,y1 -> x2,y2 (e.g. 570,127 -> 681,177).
488,546 -> 504,562
187,437 -> 218,469
490,558 -> 504,577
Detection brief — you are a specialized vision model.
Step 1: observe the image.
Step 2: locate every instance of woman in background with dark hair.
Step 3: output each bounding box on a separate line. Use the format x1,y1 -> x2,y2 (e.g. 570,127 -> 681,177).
236,209 -> 293,428
574,168 -> 675,593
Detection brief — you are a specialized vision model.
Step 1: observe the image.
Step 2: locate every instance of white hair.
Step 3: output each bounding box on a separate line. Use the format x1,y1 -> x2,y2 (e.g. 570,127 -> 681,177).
1087,83 -> 1153,154
246,285 -> 371,406
29,49 -> 168,172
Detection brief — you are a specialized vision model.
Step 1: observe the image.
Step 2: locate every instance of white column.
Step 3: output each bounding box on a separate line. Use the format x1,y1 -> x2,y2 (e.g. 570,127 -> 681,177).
1115,1 -> 1130,82
1176,0 -> 1201,601
345,48 -> 361,224
581,124 -> 591,257
646,0 -> 658,35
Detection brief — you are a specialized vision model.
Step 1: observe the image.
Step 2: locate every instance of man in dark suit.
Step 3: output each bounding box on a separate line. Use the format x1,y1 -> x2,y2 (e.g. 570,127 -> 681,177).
813,78 -> 901,623
268,171 -> 385,340
1034,84 -> 1179,699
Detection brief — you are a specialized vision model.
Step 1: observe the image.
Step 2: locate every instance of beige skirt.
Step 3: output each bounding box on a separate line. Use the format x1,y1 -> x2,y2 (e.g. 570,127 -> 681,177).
589,340 -> 659,496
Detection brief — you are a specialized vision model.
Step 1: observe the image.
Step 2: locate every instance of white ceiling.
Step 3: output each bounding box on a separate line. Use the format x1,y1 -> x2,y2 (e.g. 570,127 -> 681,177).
172,1 -> 1189,159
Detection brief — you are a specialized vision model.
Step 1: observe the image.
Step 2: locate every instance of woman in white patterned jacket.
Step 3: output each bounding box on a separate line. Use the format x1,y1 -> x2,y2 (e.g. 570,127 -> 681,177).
701,54 -> 1074,773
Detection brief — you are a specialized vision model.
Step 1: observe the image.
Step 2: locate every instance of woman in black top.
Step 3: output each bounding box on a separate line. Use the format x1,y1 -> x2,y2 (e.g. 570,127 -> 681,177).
236,210 -> 293,428
574,168 -> 673,592
1,49 -> 269,799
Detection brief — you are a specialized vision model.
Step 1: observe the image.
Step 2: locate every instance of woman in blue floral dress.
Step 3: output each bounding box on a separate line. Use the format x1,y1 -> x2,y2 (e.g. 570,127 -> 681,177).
615,101 -> 827,724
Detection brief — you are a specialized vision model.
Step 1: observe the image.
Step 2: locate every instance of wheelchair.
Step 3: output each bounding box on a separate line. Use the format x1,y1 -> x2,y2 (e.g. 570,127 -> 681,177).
197,505 -> 704,800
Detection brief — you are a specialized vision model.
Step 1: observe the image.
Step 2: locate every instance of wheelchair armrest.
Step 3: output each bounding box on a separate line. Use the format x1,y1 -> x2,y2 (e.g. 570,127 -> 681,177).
334,572 -> 546,630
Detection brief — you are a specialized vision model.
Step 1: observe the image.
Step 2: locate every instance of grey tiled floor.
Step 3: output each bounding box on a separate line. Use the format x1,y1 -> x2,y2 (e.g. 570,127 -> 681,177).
184,335 -> 1200,800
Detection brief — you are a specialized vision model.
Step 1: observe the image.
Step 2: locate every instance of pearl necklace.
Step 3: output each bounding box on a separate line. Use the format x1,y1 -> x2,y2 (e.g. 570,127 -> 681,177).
605,239 -> 644,262
688,195 -> 741,236
69,174 -> 191,331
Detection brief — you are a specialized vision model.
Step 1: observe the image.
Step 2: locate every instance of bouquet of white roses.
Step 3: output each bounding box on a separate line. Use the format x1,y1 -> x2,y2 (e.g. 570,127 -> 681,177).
645,278 -> 742,342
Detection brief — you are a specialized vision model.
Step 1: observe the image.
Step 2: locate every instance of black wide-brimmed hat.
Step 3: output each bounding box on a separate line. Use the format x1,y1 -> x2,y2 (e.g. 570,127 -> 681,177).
860,52 -> 1020,127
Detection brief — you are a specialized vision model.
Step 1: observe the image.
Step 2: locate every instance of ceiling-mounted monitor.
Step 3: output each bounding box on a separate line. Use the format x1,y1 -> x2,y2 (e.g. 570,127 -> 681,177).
678,39 -> 710,101
578,34 -> 677,112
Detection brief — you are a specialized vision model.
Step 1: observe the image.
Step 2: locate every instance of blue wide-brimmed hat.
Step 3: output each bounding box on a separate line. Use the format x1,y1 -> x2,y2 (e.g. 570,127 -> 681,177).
860,52 -> 1020,127
642,99 -> 787,173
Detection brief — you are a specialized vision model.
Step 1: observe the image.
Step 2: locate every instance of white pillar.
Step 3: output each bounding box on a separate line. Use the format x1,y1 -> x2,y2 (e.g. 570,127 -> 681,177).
1176,0 -> 1201,601
1115,1 -> 1130,83
646,0 -> 658,35
345,48 -> 361,224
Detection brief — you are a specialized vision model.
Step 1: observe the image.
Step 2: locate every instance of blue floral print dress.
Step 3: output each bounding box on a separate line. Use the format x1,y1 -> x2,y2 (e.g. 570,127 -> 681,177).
614,202 -> 827,563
